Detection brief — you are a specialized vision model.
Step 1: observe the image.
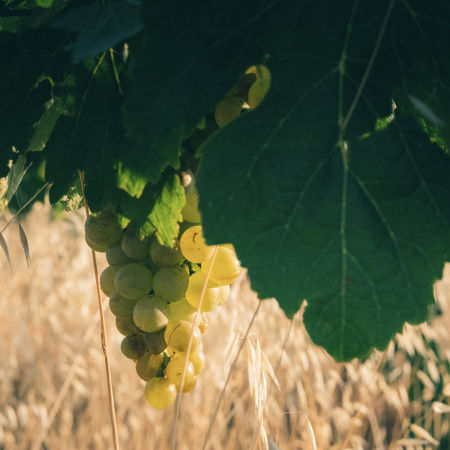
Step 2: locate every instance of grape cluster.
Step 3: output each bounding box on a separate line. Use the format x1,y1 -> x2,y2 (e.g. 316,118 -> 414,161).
213,64 -> 271,127
84,193 -> 241,409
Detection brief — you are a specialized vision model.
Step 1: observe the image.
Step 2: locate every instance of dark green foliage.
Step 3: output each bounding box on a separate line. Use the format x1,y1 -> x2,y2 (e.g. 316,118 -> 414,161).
1,0 -> 450,360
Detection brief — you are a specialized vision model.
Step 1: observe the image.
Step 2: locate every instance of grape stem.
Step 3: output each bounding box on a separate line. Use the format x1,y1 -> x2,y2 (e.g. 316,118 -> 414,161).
170,245 -> 219,450
78,171 -> 120,450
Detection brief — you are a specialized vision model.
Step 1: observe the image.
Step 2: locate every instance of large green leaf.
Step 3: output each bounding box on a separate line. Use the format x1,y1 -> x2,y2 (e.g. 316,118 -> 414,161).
121,0 -> 274,183
196,1 -> 450,360
53,0 -> 143,63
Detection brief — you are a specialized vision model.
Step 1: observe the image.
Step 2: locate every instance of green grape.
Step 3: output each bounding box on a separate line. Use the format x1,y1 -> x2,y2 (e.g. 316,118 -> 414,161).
109,291 -> 137,319
152,266 -> 189,302
121,227 -> 152,260
189,350 -> 206,374
100,265 -> 121,297
116,316 -> 139,336
179,226 -> 214,263
149,238 -> 184,267
85,235 -> 108,252
121,334 -> 146,360
182,184 -> 202,223
114,263 -> 152,300
164,320 -> 201,352
201,246 -> 241,286
248,78 -> 271,109
218,284 -> 231,305
142,328 -> 167,354
133,295 -> 169,332
166,353 -> 196,393
85,210 -> 122,251
145,378 -> 177,409
245,64 -> 271,79
106,242 -> 133,265
136,352 -> 164,381
214,96 -> 244,127
168,297 -> 197,323
185,272 -> 220,312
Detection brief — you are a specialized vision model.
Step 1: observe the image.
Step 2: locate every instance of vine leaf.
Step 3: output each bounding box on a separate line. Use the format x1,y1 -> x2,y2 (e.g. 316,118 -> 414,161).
52,0 -> 143,63
122,0 -> 273,183
196,1 -> 450,360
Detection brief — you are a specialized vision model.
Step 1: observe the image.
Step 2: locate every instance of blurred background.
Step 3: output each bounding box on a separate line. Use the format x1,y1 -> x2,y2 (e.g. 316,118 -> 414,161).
0,202 -> 449,450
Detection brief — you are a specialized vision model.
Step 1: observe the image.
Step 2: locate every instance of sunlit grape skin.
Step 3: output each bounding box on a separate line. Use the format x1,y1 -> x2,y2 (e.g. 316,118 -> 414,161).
144,378 -> 177,409
201,246 -> 241,286
168,297 -> 197,323
164,320 -> 201,353
179,226 -> 214,263
166,354 -> 196,392
189,350 -> 206,374
185,272 -> 220,312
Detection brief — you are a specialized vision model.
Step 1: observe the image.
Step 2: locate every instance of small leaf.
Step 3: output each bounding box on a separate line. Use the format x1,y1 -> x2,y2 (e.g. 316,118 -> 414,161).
0,233 -> 13,269
18,223 -> 30,267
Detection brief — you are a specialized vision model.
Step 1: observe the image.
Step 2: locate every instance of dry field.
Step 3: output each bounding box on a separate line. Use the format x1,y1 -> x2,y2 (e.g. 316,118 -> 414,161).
0,203 -> 449,450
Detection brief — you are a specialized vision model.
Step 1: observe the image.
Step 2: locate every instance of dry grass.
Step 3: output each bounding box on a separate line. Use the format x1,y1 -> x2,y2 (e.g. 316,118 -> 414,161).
0,203 -> 449,450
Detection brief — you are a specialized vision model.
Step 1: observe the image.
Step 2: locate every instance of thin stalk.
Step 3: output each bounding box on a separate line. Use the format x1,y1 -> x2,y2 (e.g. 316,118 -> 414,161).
79,171 -> 120,450
202,300 -> 262,450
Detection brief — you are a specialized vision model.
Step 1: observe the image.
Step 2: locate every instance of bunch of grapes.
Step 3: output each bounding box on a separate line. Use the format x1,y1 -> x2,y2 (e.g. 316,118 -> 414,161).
84,186 -> 241,409
213,64 -> 271,128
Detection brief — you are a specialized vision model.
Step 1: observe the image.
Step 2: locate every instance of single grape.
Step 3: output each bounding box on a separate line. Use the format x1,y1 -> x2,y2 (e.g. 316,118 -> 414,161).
218,284 -> 231,305
142,328 -> 167,354
116,316 -> 139,336
201,247 -> 241,286
164,320 -> 201,353
114,263 -> 152,300
189,350 -> 206,374
149,238 -> 184,267
136,352 -> 164,381
248,78 -> 270,109
179,226 -> 214,263
245,64 -> 271,79
100,265 -> 121,297
85,234 -> 108,252
145,378 -> 177,409
133,295 -> 169,332
106,242 -> 134,265
214,96 -> 245,127
152,266 -> 189,302
109,291 -> 137,319
85,210 -> 122,251
121,334 -> 146,360
121,227 -> 152,260
168,297 -> 197,323
185,272 -> 220,312
182,184 -> 201,223
166,353 -> 196,393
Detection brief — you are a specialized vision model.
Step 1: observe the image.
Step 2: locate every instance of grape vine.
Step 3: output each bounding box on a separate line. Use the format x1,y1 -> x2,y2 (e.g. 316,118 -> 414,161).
1,0 -> 450,363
